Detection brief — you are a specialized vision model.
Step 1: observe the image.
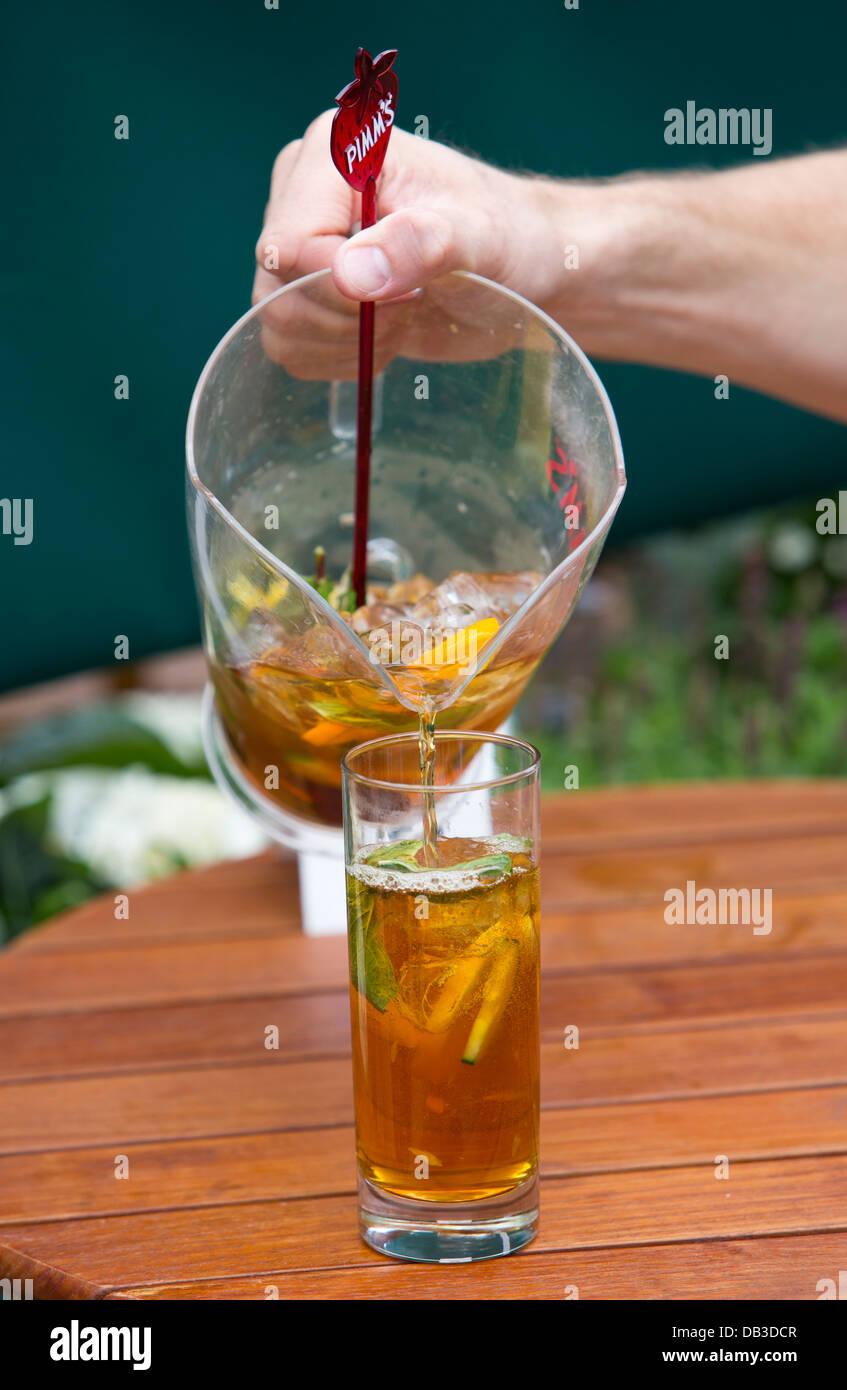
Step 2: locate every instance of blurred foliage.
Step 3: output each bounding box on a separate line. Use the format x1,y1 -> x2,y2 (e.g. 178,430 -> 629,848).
0,797 -> 106,943
0,700 -> 213,946
0,706 -> 207,787
520,496 -> 847,789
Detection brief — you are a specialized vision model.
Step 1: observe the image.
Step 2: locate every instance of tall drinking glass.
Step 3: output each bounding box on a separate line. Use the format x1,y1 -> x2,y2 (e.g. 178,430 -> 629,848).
342,731 -> 541,1262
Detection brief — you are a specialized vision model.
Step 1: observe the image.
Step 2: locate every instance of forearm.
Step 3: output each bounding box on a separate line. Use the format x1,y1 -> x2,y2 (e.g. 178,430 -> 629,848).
531,150 -> 847,422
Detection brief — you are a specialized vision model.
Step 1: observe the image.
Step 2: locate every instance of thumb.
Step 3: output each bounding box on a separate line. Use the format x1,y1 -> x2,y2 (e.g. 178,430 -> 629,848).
332,207 -> 469,301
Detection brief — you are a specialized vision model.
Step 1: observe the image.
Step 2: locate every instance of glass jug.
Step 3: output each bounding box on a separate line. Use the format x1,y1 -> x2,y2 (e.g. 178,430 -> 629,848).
186,269 -> 625,883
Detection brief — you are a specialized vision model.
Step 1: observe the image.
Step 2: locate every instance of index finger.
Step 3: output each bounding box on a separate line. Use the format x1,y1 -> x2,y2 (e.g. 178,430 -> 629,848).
256,110 -> 358,282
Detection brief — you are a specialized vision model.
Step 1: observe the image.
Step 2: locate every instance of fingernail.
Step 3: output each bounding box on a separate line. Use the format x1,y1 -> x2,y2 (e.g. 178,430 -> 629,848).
342,245 -> 391,294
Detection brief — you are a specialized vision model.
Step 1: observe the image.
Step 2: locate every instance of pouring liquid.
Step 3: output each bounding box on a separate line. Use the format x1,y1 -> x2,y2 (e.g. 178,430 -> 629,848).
418,699 -> 438,863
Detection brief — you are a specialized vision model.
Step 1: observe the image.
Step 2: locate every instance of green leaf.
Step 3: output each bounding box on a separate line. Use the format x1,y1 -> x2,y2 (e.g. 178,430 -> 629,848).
347,877 -> 397,1012
451,853 -> 513,881
306,574 -> 335,601
31,879 -> 95,923
488,834 -> 532,856
0,796 -> 104,943
310,698 -> 360,721
0,707 -> 203,786
362,843 -> 513,880
365,840 -> 424,873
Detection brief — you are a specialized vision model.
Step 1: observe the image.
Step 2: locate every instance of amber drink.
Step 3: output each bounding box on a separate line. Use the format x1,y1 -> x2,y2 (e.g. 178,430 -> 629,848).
342,732 -> 541,1262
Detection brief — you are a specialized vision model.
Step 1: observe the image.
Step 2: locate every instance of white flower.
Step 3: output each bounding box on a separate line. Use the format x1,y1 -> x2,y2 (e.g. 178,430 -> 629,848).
768,522 -> 816,574
119,691 -> 207,768
3,767 -> 266,888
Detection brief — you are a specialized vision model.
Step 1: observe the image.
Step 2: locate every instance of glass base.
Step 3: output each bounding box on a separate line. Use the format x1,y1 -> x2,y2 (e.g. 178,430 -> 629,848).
358,1173 -> 539,1263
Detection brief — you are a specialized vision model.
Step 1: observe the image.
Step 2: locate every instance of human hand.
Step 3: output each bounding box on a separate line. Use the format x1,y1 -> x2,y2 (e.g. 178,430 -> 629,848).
252,113 -> 563,376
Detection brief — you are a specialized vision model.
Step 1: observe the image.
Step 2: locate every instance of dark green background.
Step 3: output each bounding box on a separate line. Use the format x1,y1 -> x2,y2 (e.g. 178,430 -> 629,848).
2,0 -> 845,691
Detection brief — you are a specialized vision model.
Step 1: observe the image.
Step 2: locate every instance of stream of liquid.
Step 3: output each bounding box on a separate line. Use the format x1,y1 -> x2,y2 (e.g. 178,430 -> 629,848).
418,699 -> 438,863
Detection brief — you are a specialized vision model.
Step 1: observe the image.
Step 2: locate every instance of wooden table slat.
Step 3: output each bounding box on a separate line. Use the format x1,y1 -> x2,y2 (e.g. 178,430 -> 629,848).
1,1086 -> 846,1226
3,1155 -> 847,1291
117,1231 -> 847,1301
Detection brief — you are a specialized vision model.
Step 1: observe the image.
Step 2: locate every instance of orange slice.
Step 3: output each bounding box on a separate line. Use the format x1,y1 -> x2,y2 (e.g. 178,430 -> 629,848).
406,618 -> 499,680
302,719 -> 352,747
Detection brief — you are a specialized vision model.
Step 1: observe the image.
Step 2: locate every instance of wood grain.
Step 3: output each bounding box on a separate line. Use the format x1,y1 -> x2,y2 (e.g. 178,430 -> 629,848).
117,1231 -> 847,1300
2,1155 -> 846,1290
3,1016 -> 847,1152
1,1086 -> 845,1225
9,855 -> 301,954
540,780 -> 847,849
2,946 -> 844,1050
0,993 -> 351,1083
541,890 -> 847,971
539,833 -> 847,912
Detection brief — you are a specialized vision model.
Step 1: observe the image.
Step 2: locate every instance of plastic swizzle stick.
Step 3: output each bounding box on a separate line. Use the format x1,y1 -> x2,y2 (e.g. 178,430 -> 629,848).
330,47 -> 399,608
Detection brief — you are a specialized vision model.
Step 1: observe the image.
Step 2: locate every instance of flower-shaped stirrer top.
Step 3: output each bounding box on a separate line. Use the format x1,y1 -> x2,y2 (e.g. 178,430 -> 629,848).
330,48 -> 398,607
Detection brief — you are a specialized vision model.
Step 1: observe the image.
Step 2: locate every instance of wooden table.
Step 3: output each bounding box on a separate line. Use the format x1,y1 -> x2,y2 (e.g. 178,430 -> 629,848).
2,782 -> 846,1300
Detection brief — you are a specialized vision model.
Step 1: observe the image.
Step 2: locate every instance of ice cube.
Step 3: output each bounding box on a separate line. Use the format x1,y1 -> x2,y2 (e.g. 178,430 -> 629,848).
348,602 -> 408,636
365,537 -> 415,585
412,571 -> 542,626
386,573 -> 434,606
281,622 -> 364,676
452,570 -> 542,620
240,607 -> 289,658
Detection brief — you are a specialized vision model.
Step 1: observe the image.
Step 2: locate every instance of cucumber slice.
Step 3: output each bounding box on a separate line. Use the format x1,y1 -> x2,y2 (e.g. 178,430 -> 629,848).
461,939 -> 520,1064
425,953 -> 490,1032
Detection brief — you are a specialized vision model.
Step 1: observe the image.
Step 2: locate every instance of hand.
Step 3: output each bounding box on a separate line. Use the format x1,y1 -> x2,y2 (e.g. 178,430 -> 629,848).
252,112 -> 564,376
254,111 -> 561,307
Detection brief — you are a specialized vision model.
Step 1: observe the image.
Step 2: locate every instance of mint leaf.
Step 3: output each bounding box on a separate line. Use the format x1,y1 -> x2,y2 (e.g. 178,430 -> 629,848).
347,877 -> 397,1012
452,853 -> 513,881
305,574 -> 335,601
365,840 -> 424,873
362,843 -> 512,879
310,698 -> 358,720
489,833 -> 532,856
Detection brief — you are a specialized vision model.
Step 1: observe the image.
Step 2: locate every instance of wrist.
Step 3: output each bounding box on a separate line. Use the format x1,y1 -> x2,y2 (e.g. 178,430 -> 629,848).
529,172 -> 686,359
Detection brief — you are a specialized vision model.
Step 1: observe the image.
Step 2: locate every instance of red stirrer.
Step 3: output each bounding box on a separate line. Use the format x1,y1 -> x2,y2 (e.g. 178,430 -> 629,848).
330,47 -> 398,608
